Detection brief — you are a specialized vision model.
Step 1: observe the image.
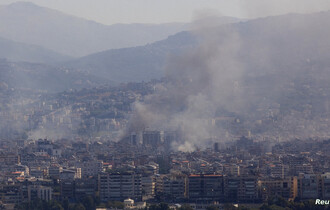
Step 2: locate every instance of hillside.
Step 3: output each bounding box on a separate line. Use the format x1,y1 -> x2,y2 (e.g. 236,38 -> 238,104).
0,36 -> 71,63
64,31 -> 198,82
0,2 -> 193,57
64,11 -> 330,83
0,59 -> 111,93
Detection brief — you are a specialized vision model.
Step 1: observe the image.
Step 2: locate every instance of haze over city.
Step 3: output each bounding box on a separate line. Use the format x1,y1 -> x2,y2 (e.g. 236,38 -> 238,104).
0,1 -> 330,209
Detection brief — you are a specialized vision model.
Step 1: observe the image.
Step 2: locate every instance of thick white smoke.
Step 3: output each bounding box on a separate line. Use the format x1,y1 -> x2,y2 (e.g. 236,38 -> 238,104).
127,12 -> 330,151
127,24 -> 246,151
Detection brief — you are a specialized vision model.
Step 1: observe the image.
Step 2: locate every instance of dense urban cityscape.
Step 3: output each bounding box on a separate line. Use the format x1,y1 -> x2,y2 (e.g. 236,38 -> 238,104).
0,79 -> 330,209
1,1 -> 330,210
1,134 -> 330,209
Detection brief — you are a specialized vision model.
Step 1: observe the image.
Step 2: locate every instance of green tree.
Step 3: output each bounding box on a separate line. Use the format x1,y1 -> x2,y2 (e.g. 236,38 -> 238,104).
63,199 -> 69,210
159,203 -> 170,210
178,204 -> 194,210
106,201 -> 124,209
48,200 -> 64,210
206,205 -> 219,210
81,196 -> 95,210
274,196 -> 289,208
259,204 -> 272,210
149,203 -> 169,210
70,203 -> 86,210
223,203 -> 238,210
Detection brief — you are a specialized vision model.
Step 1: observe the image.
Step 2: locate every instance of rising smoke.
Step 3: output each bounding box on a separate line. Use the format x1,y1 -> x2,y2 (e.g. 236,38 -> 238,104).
127,12 -> 330,151
127,22 -> 247,151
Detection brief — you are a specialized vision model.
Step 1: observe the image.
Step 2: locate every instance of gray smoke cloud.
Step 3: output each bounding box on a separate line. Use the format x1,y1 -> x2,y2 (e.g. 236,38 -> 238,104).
239,0 -> 330,18
127,11 -> 330,151
127,23 -> 247,151
27,105 -> 81,140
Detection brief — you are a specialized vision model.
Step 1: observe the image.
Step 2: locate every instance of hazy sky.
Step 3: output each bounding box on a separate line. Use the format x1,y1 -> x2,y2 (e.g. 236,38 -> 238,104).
1,0 -> 330,25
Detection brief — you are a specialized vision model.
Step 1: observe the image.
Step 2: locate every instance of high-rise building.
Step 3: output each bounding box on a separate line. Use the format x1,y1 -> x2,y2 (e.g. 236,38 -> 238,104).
164,131 -> 179,151
214,143 -> 219,152
77,160 -> 103,178
163,174 -> 187,201
99,172 -> 142,202
297,174 -> 321,199
258,177 -> 298,201
143,131 -> 163,148
60,180 -> 74,201
141,175 -> 155,200
188,174 -> 224,202
224,176 -> 258,203
28,185 -> 52,202
321,173 -> 330,199
75,178 -> 97,200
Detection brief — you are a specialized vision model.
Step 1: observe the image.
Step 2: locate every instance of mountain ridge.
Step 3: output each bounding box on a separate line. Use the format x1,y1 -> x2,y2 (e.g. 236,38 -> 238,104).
0,1 -> 192,57
63,10 -> 330,82
0,36 -> 72,63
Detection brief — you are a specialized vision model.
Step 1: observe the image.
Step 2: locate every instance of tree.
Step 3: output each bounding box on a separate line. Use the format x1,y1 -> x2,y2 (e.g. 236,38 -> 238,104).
81,196 -> 95,210
274,196 -> 289,208
106,201 -> 124,209
159,203 -> 170,210
63,199 -> 69,210
47,200 -> 64,210
259,204 -> 272,210
178,204 -> 194,210
206,205 -> 219,210
149,203 -> 169,210
70,203 -> 85,210
15,199 -> 64,210
222,204 -> 237,210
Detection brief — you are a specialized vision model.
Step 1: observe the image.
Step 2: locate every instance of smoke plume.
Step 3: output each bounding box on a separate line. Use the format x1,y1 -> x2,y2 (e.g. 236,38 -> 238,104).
127,22 -> 247,151
127,13 -> 330,151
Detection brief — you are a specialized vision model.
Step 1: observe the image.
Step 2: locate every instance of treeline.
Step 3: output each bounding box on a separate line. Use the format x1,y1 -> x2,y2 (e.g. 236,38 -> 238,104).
15,196 -> 123,210
258,197 -> 329,210
15,196 -> 330,210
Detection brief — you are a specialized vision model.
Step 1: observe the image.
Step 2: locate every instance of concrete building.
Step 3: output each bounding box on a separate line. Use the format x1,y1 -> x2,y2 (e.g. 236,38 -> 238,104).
0,154 -> 20,165
142,131 -> 163,148
141,175 -> 155,200
28,185 -> 52,202
78,160 -> 103,178
75,178 -> 97,200
60,180 -> 74,201
320,173 -> 330,199
224,176 -> 258,203
99,172 -> 142,202
188,174 -> 223,202
0,184 -> 22,205
297,174 -> 321,199
258,177 -> 298,201
163,175 -> 187,201
48,164 -> 62,179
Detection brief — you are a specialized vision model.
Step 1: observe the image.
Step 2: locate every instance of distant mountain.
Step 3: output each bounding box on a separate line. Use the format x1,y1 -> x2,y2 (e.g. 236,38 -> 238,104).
0,1 -> 194,57
0,59 -> 111,93
0,36 -> 71,63
64,31 -> 198,82
64,11 -> 330,83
